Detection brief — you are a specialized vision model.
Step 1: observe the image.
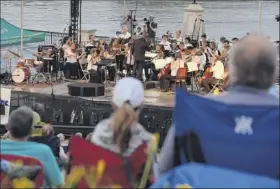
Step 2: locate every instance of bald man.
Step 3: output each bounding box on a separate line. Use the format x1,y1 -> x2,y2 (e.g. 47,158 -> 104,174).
158,35 -> 279,176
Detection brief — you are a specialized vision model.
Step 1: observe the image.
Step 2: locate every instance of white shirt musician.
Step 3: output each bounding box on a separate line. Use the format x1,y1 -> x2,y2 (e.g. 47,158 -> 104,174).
119,25 -> 131,40
64,43 -> 81,79
160,35 -> 172,51
175,30 -> 184,45
87,50 -> 101,71
200,55 -> 225,92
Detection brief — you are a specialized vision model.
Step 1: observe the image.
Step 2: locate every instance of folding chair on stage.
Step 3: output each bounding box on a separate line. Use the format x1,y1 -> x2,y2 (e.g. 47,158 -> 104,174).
151,89 -> 279,188
68,136 -> 155,188
79,62 -> 90,82
208,71 -> 229,95
171,67 -> 187,89
0,154 -> 44,188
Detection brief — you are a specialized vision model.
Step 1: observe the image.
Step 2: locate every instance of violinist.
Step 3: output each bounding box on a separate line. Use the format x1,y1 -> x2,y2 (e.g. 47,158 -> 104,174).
64,42 -> 82,79
109,38 -> 121,57
159,52 -> 184,92
200,55 -> 224,93
155,44 -> 164,59
87,49 -> 102,83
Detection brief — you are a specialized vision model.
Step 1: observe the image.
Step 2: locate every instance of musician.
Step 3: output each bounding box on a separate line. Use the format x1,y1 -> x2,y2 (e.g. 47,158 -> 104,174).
62,38 -> 72,51
209,41 -> 221,57
159,52 -> 185,92
200,55 -> 224,92
86,34 -> 98,47
221,40 -> 231,65
131,35 -> 149,81
160,35 -> 172,51
185,37 -> 193,48
155,44 -> 165,59
119,25 -> 131,40
87,49 -> 102,83
64,43 -> 82,79
126,42 -> 134,76
199,33 -> 209,47
175,30 -> 184,45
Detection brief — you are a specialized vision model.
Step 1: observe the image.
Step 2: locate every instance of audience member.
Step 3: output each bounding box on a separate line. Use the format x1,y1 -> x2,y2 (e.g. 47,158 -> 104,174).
158,35 -> 279,176
91,77 -> 153,157
0,106 -> 63,187
75,132 -> 83,138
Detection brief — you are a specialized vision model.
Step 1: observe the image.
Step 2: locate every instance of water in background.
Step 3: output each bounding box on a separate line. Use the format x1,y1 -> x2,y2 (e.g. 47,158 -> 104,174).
1,0 -> 279,40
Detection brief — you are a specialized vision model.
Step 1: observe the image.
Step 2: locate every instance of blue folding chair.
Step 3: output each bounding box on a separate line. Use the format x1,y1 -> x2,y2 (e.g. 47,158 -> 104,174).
172,88 -> 279,178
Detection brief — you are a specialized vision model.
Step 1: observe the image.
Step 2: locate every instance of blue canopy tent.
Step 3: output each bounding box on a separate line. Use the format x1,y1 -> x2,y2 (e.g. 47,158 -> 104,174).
0,18 -> 45,47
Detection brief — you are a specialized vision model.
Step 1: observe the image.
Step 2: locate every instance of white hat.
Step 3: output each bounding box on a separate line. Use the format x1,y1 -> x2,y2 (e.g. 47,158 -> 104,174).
112,77 -> 144,108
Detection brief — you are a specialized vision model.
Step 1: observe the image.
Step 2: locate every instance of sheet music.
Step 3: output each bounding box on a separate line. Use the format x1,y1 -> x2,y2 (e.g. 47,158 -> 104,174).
153,59 -> 166,70
187,62 -> 199,72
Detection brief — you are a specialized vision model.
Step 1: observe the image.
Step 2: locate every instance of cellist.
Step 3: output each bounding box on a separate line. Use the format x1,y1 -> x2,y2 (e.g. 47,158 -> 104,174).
200,54 -> 224,93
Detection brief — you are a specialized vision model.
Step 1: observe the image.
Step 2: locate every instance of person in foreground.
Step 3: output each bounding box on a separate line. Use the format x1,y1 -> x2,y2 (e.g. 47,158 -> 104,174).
91,77 -> 153,157
0,106 -> 63,187
158,35 -> 279,176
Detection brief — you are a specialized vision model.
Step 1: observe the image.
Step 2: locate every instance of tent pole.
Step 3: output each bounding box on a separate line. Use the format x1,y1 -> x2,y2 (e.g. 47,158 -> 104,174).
20,0 -> 24,57
258,1 -> 262,34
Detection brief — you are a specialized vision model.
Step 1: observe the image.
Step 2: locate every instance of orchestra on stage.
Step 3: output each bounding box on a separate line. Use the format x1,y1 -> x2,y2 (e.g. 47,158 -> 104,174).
8,24 -> 233,94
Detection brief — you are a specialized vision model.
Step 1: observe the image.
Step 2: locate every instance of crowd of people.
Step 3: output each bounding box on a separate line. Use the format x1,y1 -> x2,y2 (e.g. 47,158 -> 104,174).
1,34 -> 279,188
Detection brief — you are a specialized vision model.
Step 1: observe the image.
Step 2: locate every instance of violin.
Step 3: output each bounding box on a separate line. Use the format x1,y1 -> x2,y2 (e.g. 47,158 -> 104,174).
198,62 -> 214,86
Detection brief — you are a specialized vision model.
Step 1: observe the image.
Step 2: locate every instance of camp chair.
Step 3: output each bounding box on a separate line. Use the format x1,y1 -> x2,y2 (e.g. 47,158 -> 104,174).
79,61 -> 90,82
0,154 -> 44,188
68,136 -> 150,188
172,89 -> 279,178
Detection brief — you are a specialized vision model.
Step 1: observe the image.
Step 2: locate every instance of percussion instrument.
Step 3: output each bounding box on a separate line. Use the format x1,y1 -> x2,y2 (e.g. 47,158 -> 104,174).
12,67 -> 31,83
153,59 -> 166,70
33,61 -> 43,67
43,57 -> 54,61
25,59 -> 35,67
16,59 -> 25,68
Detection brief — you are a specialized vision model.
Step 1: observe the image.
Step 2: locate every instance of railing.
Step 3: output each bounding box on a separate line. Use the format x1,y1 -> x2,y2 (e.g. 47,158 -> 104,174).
28,29 -> 112,45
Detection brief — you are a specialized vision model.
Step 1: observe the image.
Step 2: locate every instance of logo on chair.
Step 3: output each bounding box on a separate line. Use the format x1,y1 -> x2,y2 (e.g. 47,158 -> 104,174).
234,116 -> 253,135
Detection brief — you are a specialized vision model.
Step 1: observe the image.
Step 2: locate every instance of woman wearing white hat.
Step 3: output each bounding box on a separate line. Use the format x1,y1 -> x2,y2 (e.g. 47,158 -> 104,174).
91,77 -> 153,157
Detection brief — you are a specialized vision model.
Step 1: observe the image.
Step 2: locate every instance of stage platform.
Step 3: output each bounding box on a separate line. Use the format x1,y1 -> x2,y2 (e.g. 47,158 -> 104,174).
6,81 -> 175,108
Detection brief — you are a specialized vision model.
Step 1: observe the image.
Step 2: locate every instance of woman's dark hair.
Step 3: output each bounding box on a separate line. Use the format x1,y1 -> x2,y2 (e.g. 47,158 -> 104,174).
201,33 -> 207,38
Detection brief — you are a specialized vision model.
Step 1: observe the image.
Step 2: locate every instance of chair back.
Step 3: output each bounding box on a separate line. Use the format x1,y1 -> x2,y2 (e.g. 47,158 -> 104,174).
176,68 -> 187,80
0,154 -> 44,188
173,89 -> 279,178
68,136 -> 148,188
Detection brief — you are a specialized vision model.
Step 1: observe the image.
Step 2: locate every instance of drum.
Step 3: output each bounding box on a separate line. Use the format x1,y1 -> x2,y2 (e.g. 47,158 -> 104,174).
16,59 -> 25,68
25,59 -> 35,67
12,67 -> 31,83
33,61 -> 43,68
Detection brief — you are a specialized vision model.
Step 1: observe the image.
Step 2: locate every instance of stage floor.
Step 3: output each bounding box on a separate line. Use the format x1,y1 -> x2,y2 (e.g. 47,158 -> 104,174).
4,81 -> 176,108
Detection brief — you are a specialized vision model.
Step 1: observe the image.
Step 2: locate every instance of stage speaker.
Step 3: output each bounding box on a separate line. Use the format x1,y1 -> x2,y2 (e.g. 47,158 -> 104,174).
68,83 -> 105,97
143,81 -> 156,90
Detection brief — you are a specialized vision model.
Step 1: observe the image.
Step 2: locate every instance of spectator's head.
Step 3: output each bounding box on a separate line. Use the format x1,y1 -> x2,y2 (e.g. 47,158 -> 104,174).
42,125 -> 54,137
229,35 -> 278,90
112,77 -> 144,154
85,133 -> 92,141
57,133 -> 65,142
75,132 -> 83,138
220,36 -> 226,43
7,106 -> 34,141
